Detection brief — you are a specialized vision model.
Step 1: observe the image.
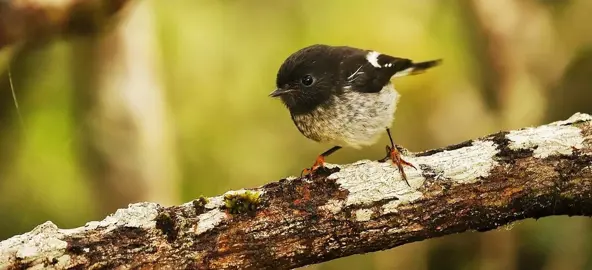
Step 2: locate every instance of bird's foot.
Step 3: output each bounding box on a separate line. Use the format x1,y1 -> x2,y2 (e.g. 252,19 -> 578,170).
379,145 -> 417,186
300,155 -> 326,179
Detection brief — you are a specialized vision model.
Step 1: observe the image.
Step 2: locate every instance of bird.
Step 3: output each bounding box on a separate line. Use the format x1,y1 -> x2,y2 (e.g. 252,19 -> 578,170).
269,44 -> 441,185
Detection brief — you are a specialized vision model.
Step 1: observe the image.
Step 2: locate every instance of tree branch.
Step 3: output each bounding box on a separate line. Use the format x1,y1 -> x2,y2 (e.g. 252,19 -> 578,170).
0,0 -> 133,51
1,112 -> 591,270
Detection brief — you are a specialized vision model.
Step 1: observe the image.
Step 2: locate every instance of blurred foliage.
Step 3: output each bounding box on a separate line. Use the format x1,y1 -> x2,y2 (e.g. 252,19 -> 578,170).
0,0 -> 591,269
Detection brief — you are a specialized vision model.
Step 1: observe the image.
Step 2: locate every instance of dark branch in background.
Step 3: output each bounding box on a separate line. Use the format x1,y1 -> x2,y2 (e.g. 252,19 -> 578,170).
0,0 -> 133,51
1,112 -> 591,270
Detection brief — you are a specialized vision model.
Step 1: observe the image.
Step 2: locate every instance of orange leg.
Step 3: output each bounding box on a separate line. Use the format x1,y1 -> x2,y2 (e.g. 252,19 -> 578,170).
381,128 -> 416,186
387,145 -> 416,186
301,155 -> 325,177
301,146 -> 342,178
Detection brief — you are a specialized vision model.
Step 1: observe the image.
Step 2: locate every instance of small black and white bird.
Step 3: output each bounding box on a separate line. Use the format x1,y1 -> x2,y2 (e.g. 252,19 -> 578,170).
270,44 -> 441,184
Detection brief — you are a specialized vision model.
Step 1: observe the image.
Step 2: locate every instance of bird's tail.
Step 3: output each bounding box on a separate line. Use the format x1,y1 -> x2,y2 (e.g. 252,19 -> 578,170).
393,59 -> 442,78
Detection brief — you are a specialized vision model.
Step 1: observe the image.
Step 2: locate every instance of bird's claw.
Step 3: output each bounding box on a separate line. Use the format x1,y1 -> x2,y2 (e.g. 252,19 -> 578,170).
380,145 -> 416,186
300,155 -> 326,179
300,167 -> 314,178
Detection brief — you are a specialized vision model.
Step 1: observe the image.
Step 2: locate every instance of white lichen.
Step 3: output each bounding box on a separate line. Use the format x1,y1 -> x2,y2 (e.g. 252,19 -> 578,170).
319,199 -> 345,215
284,176 -> 299,181
195,209 -> 226,235
412,140 -> 499,184
15,222 -> 67,259
507,123 -> 585,158
104,202 -> 159,229
355,209 -> 374,221
550,112 -> 592,126
0,222 -> 68,268
205,195 -> 225,209
327,160 -> 424,207
0,202 -> 160,267
382,192 -> 423,214
63,202 -> 160,234
52,254 -> 74,269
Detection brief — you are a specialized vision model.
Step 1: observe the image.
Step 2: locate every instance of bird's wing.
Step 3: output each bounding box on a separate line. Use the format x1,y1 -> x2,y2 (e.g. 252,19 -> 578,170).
342,50 -> 441,93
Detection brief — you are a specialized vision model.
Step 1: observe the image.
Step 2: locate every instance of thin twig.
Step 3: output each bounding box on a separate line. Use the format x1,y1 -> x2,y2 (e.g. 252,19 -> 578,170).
8,63 -> 24,127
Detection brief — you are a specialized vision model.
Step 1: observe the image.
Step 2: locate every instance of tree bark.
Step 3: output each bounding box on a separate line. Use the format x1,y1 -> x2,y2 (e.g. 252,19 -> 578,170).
1,112 -> 591,270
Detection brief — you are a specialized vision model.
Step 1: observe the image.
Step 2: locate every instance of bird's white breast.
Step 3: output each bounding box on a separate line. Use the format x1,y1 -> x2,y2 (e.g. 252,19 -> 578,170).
292,83 -> 400,149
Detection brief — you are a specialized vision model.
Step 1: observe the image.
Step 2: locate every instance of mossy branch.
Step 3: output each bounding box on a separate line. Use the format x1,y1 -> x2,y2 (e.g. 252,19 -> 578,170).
1,113 -> 591,269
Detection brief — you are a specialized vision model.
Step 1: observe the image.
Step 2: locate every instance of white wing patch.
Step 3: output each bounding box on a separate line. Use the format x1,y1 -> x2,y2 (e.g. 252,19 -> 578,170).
366,51 -> 382,68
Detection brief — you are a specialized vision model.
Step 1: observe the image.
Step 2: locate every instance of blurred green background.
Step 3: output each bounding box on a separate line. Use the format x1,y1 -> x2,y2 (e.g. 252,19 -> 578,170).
1,0 -> 591,269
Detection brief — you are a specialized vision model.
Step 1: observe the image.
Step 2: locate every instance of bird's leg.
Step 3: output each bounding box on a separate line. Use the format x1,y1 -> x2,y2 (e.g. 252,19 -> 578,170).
301,146 -> 342,178
379,128 -> 416,186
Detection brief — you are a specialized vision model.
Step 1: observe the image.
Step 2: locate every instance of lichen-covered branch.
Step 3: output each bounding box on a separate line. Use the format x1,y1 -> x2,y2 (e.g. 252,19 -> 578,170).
1,113 -> 591,270
0,0 -> 133,51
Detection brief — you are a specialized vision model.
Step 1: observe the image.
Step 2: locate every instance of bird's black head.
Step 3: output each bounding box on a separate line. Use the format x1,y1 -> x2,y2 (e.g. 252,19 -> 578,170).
270,44 -> 342,115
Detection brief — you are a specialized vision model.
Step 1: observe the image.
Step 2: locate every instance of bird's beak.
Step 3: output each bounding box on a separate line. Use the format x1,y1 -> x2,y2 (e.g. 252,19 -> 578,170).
269,88 -> 293,97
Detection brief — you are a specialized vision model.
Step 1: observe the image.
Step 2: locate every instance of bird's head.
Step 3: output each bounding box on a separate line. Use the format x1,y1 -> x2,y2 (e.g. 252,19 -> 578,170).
270,44 -> 340,115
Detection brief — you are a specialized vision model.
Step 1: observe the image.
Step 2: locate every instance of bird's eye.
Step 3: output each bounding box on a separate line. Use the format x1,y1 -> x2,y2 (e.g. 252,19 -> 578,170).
300,75 -> 315,87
